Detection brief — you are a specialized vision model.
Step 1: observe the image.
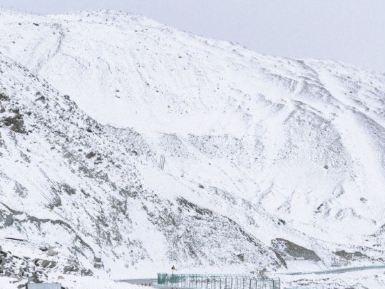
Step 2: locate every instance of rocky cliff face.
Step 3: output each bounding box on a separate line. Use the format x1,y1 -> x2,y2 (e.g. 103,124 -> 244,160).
0,9 -> 385,279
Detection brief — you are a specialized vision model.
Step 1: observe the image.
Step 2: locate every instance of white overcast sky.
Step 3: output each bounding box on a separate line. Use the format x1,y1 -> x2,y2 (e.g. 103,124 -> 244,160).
0,0 -> 384,73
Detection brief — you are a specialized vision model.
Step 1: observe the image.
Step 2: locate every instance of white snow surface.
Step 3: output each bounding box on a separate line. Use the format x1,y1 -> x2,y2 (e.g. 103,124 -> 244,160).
0,8 -> 385,284
280,268 -> 385,289
0,276 -> 145,289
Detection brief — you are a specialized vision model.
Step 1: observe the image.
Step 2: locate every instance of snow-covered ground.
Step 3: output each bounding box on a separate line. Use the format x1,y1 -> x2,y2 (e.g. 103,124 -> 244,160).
0,275 -> 145,289
2,268 -> 385,289
0,8 -> 385,289
281,268 -> 385,289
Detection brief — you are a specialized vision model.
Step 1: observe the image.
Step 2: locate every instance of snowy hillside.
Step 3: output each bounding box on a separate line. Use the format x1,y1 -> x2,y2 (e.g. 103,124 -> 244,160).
1,8 -> 385,282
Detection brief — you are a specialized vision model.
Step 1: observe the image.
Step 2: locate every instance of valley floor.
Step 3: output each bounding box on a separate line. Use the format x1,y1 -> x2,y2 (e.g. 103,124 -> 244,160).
281,267 -> 385,289
0,275 -> 145,289
2,267 -> 385,289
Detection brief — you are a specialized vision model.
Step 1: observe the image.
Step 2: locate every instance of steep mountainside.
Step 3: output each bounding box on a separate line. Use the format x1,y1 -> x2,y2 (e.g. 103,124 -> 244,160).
0,9 -> 385,279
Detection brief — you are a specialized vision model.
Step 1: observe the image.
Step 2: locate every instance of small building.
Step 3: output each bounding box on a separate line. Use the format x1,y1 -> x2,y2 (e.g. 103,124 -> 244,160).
27,283 -> 61,289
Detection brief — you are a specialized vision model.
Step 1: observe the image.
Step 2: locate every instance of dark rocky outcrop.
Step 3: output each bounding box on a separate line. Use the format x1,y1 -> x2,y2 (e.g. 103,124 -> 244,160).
271,238 -> 321,262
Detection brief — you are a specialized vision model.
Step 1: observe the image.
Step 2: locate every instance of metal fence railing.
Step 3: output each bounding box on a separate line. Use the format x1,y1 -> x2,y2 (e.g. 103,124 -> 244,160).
157,274 -> 280,289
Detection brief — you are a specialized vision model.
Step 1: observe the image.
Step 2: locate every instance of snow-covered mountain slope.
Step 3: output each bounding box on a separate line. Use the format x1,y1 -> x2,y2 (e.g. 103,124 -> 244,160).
1,9 -> 385,279
0,53 -> 282,278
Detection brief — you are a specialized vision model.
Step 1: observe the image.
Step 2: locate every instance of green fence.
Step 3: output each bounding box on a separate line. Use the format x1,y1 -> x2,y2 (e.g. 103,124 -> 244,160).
157,274 -> 280,289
